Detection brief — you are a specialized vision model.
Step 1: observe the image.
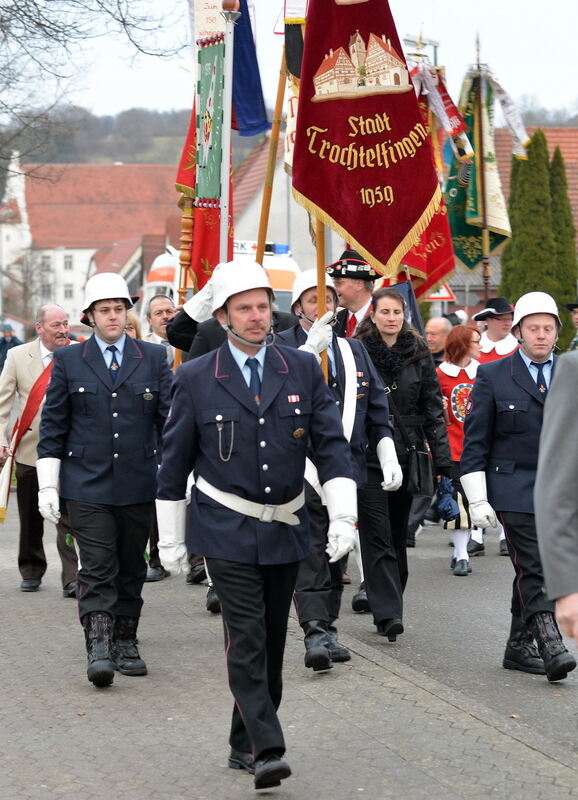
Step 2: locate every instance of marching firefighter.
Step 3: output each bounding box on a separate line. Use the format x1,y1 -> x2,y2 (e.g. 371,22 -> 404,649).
156,260 -> 357,790
37,273 -> 172,687
460,291 -> 576,682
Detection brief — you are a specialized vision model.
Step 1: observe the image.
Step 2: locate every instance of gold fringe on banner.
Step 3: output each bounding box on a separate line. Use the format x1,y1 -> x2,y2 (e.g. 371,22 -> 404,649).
292,184 -> 442,278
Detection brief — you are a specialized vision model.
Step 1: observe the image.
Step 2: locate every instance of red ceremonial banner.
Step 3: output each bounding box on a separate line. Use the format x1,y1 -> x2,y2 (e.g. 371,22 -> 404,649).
292,0 -> 441,277
401,198 -> 456,298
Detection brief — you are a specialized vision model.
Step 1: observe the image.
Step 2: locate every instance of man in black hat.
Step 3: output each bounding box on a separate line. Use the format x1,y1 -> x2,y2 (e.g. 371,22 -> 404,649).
326,250 -> 378,338
563,299 -> 578,351
473,297 -> 517,364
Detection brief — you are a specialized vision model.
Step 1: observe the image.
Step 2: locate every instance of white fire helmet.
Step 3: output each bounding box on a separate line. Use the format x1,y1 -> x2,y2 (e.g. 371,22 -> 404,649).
511,291 -> 561,332
185,260 -> 274,323
81,273 -> 138,326
290,269 -> 338,313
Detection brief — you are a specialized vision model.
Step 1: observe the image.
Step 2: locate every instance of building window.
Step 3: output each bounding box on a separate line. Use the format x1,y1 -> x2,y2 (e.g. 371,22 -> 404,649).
40,255 -> 51,272
41,283 -> 52,299
64,284 -> 74,299
64,255 -> 73,271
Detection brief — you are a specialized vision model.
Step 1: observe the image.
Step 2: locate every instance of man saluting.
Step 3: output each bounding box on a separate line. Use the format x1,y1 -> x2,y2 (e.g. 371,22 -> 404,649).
156,261 -> 357,791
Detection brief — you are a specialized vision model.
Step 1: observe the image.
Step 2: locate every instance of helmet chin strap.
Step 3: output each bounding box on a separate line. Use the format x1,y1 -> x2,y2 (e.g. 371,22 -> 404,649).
221,323 -> 276,349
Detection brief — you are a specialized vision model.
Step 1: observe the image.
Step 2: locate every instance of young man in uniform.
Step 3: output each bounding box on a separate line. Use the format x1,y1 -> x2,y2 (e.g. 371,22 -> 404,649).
37,273 -> 172,687
461,292 -> 576,682
277,269 -> 402,666
156,261 -> 357,790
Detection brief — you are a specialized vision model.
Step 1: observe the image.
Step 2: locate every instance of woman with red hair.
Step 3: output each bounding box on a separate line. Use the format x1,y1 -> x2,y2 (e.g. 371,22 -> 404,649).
437,325 -> 481,576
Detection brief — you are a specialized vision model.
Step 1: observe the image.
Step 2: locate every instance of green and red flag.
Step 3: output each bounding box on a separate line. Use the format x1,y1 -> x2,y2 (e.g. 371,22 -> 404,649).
292,0 -> 441,277
445,66 -> 528,271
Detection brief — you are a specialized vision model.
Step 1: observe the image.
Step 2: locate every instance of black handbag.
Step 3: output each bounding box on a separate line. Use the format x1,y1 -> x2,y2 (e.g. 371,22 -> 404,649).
386,390 -> 435,498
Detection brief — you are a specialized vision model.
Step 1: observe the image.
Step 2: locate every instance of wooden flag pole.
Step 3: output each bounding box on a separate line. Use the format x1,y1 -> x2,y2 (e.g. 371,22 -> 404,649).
315,215 -> 328,382
173,196 -> 195,370
256,47 -> 288,265
476,35 -> 491,305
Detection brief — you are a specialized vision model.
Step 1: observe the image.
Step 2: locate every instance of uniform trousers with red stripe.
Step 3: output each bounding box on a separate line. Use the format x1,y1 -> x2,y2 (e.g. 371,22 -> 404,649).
206,557 -> 300,760
498,511 -> 554,623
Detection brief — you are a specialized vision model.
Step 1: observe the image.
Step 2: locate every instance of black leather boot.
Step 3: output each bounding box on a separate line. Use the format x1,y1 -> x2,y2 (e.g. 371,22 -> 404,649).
82,611 -> 115,687
327,624 -> 351,662
503,616 -> 545,674
351,582 -> 370,613
302,619 -> 332,671
112,616 -> 147,676
529,611 -> 577,682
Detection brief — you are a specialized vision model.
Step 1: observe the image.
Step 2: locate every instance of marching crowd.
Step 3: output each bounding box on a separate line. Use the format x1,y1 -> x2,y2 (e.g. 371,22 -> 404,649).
2,252 -> 578,791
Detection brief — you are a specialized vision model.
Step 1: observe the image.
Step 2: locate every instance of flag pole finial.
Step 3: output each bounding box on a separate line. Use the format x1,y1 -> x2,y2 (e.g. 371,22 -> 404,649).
476,33 -> 481,68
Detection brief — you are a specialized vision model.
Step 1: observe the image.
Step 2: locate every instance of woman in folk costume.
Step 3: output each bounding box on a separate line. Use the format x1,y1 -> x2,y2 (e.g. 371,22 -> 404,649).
356,288 -> 451,639
436,325 -> 481,576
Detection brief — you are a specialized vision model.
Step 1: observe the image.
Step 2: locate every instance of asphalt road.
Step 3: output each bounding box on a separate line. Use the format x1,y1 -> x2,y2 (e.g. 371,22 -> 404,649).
337,523 -> 578,754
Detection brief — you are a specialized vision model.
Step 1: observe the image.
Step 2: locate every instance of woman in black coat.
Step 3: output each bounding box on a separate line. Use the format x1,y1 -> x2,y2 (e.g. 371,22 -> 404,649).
355,288 -> 452,639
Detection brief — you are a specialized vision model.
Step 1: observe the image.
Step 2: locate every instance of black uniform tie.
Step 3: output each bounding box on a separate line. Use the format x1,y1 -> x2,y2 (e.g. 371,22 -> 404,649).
530,361 -> 548,396
246,357 -> 261,403
107,345 -> 120,384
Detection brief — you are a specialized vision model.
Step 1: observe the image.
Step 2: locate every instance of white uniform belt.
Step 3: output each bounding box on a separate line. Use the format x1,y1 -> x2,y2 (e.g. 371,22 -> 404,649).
196,476 -> 304,526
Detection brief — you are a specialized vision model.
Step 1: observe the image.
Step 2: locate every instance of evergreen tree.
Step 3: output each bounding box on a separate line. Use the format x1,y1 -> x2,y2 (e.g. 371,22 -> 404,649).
498,156 -> 521,300
498,130 -> 558,301
549,146 -> 577,350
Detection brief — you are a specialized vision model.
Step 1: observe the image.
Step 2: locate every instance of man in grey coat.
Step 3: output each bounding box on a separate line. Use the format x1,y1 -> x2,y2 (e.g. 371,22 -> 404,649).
535,350 -> 578,646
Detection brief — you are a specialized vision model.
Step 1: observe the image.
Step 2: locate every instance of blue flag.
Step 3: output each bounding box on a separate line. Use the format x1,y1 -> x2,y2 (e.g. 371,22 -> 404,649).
233,0 -> 270,137
392,280 -> 425,337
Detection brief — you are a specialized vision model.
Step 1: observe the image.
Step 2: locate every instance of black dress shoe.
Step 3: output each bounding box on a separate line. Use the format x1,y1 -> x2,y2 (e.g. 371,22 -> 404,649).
351,582 -> 370,613
206,585 -> 221,614
228,748 -> 255,774
499,539 -> 509,556
503,637 -> 545,674
186,563 -> 207,584
450,557 -> 472,573
145,565 -> 170,582
62,581 -> 77,598
254,755 -> 291,789
453,558 -> 470,576
376,618 -> 404,642
467,539 -> 485,556
20,578 -> 41,592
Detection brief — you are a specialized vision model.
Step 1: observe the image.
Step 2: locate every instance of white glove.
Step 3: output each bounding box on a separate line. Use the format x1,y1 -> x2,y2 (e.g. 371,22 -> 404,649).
460,471 -> 498,528
322,476 -> 357,563
155,499 -> 189,574
182,282 -> 215,323
36,457 -> 61,524
298,311 -> 334,362
376,437 -> 403,492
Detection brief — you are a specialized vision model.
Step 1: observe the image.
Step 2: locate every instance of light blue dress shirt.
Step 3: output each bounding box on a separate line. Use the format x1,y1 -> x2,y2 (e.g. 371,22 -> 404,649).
93,333 -> 127,369
518,349 -> 553,389
227,340 -> 266,389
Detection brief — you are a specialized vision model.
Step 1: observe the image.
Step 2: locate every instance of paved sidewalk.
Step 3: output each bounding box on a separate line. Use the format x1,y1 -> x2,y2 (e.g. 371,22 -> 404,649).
1,504 -> 578,800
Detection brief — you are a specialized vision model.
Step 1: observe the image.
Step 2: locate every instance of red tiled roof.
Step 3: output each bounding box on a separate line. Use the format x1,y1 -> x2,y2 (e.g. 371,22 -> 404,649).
22,164 -> 179,249
232,137 -> 285,220
313,46 -> 351,80
368,33 -> 404,65
494,127 -> 578,246
93,237 -> 141,273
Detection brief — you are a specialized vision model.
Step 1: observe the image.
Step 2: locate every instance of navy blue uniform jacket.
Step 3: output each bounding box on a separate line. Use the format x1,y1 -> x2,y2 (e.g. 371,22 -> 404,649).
460,350 -> 556,514
157,342 -> 355,565
38,335 -> 172,506
276,325 -> 393,486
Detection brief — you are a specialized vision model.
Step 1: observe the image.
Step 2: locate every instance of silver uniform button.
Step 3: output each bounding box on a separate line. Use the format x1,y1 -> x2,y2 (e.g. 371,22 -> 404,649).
146,388 -> 150,392
113,412 -> 118,418
216,414 -> 223,422
260,441 -> 266,448
112,392 -> 117,398
509,404 -> 515,409
264,486 -> 271,494
259,418 -> 265,425
114,433 -> 119,439
68,451 -> 72,456
262,464 -> 269,471
114,453 -> 119,459
78,387 -> 85,393
295,408 -> 301,415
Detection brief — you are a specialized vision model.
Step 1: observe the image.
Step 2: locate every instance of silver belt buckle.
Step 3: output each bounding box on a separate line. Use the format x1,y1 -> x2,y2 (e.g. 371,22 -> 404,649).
259,504 -> 276,523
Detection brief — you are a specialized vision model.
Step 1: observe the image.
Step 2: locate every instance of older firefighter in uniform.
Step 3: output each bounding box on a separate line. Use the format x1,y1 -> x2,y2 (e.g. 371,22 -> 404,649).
156,261 -> 357,790
37,273 -> 172,687
461,292 -> 576,682
277,269 -> 402,667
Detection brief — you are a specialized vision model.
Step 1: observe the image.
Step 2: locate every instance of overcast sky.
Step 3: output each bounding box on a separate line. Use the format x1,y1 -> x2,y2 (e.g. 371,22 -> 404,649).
71,1 -> 578,118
